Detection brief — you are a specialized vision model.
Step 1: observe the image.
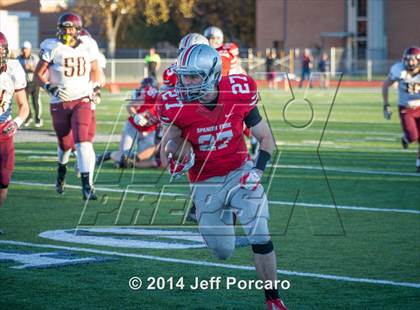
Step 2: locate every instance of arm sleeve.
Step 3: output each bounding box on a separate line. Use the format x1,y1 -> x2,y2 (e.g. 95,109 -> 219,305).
39,40 -> 54,63
244,106 -> 262,128
88,38 -> 99,62
388,63 -> 402,81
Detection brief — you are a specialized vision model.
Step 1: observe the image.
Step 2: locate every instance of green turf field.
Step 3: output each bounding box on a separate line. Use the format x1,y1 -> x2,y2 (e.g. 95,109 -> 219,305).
1,84 -> 419,309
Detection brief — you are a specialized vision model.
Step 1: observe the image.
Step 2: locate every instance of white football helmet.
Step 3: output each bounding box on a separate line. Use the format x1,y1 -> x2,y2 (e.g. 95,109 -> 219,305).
175,44 -> 222,102
203,26 -> 223,49
178,33 -> 209,54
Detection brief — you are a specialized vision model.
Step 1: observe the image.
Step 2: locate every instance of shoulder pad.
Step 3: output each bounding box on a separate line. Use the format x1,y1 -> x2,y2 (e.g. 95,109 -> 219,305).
389,62 -> 405,80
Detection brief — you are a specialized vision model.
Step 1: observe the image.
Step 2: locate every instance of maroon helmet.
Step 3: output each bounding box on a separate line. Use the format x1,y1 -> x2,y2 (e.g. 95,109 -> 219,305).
0,32 -> 8,68
141,77 -> 158,89
57,12 -> 83,45
402,46 -> 420,72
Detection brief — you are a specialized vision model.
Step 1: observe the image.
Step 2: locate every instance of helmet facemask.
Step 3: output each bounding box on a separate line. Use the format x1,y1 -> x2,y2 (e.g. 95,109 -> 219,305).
402,47 -> 420,73
403,55 -> 420,73
175,44 -> 222,102
175,59 -> 220,102
0,45 -> 8,68
57,24 -> 80,46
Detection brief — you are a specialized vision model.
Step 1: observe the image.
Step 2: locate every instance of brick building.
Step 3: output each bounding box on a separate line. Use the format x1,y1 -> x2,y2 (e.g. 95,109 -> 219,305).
256,0 -> 420,64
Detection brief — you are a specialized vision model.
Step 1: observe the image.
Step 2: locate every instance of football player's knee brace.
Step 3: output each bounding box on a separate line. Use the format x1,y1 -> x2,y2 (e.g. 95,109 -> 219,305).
252,240 -> 274,255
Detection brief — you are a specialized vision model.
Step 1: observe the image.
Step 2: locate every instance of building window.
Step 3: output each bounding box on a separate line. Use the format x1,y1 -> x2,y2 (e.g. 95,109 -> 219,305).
355,0 -> 367,60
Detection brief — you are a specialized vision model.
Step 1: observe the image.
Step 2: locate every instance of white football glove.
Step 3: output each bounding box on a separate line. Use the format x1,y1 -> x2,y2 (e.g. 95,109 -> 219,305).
240,168 -> 263,191
133,113 -> 149,127
45,83 -> 70,102
384,104 -> 392,120
91,84 -> 101,104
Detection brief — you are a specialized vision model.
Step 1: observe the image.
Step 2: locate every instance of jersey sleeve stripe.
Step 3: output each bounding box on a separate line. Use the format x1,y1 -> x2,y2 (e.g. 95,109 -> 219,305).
249,98 -> 258,106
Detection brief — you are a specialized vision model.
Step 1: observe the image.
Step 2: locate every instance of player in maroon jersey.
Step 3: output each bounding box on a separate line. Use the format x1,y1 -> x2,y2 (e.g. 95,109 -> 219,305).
35,13 -> 101,200
0,32 -> 30,222
158,44 -> 287,310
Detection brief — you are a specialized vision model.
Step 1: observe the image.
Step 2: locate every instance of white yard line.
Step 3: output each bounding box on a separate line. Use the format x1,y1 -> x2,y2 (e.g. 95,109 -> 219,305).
14,149 -> 419,177
11,181 -> 420,215
0,240 -> 418,289
272,164 -> 420,177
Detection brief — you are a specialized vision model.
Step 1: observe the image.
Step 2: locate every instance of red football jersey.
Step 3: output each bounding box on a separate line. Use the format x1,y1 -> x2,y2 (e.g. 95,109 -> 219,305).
158,74 -> 259,182
217,42 -> 245,76
128,85 -> 159,132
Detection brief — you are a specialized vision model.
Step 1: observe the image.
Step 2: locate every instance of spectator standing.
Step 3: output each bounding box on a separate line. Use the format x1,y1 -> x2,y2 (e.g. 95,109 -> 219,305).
144,48 -> 161,78
299,48 -> 313,88
318,52 -> 330,88
17,41 -> 43,127
266,49 -> 276,89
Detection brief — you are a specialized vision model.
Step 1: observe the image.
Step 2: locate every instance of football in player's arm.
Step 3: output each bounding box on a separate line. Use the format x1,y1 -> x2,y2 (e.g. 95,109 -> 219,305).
0,32 -> 29,215
34,13 -> 101,200
158,44 -> 287,309
382,46 -> 420,172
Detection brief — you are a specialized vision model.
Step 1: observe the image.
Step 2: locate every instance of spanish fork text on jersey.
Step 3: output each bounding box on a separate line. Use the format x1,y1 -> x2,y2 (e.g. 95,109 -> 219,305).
158,74 -> 258,182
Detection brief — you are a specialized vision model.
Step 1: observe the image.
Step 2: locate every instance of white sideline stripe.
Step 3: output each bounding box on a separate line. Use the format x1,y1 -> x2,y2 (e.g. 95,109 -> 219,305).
0,240 -> 419,289
12,153 -> 420,177
276,143 -> 418,154
272,164 -> 420,177
11,181 -> 420,215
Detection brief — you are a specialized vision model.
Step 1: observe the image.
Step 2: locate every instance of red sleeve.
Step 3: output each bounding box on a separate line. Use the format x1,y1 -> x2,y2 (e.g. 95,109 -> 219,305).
221,55 -> 231,77
156,90 -> 182,126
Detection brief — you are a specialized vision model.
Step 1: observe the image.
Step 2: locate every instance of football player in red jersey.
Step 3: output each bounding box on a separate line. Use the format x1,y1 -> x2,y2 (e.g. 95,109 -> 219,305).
0,32 -> 30,230
158,44 -> 287,310
35,13 -> 102,200
96,77 -> 160,168
382,46 -> 420,172
204,26 -> 246,76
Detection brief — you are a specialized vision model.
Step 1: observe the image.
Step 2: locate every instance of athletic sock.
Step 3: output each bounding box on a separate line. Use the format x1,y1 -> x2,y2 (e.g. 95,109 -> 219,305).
264,288 -> 279,301
81,172 -> 91,189
57,163 -> 67,182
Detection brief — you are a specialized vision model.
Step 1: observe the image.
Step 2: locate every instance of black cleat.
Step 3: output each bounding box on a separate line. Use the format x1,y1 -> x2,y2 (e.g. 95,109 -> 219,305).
96,151 -> 112,166
186,203 -> 197,223
416,166 -> 420,173
56,163 -> 67,195
82,186 -> 97,201
56,179 -> 65,195
0,228 -> 4,235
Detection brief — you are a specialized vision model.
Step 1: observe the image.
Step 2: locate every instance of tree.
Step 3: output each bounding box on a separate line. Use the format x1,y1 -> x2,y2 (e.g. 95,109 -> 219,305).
74,0 -> 196,57
74,0 -> 138,58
